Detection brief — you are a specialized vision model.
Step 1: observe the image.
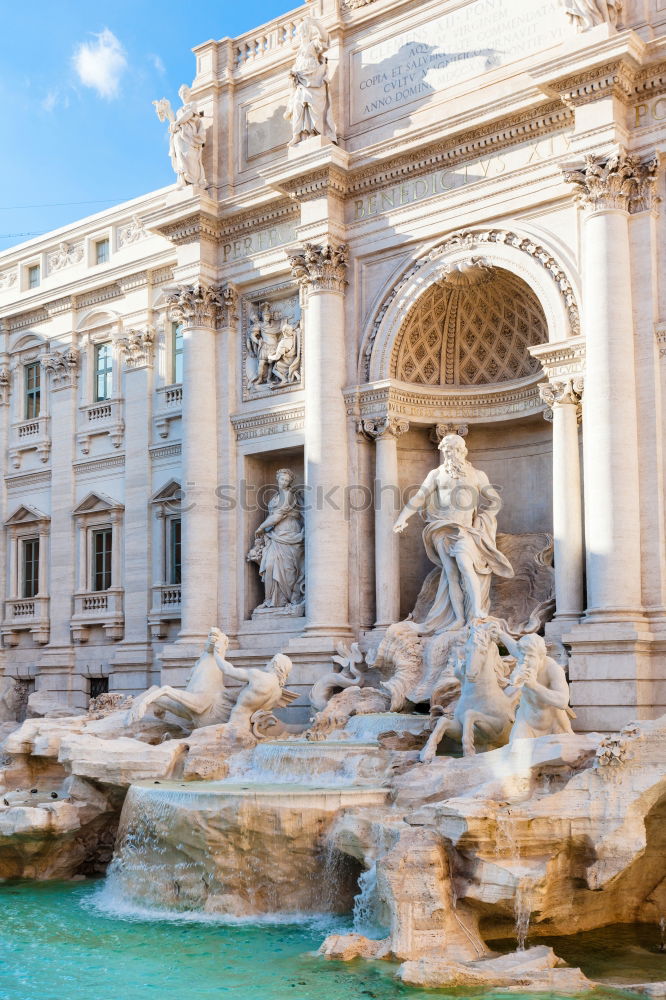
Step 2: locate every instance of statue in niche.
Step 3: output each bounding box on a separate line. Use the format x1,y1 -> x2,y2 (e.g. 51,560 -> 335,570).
493,628 -> 576,741
284,17 -> 337,147
394,434 -> 514,634
560,0 -> 621,31
247,469 -> 305,617
153,85 -> 207,189
246,302 -> 302,391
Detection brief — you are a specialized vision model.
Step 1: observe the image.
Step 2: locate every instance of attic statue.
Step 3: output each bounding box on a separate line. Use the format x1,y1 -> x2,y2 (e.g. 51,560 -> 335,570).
127,629 -> 296,734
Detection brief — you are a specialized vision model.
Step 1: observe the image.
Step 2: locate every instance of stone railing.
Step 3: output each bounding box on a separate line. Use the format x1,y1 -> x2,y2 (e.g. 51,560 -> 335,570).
77,399 -> 124,454
148,583 -> 182,639
71,589 -> 124,643
154,384 -> 183,441
9,416 -> 51,469
231,2 -> 324,73
2,596 -> 50,646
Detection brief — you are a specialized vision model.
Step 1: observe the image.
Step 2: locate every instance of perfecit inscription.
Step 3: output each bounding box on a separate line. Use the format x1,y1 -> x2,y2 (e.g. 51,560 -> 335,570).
222,221 -> 298,263
351,0 -> 569,125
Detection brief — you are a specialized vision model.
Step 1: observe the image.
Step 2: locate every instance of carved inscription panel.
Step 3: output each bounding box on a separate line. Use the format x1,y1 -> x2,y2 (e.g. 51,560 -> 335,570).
350,0 -> 569,126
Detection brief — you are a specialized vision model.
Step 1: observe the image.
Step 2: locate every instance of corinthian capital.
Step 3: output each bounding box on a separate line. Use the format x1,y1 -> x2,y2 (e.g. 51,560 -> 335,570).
166,282 -> 236,328
118,328 -> 155,369
42,347 -> 80,388
359,416 -> 409,441
563,150 -> 660,213
539,376 -> 584,420
287,242 -> 349,297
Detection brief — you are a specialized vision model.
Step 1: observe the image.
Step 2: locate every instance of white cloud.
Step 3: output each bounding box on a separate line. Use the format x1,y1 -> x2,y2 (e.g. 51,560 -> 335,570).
42,90 -> 58,112
73,28 -> 127,99
150,54 -> 166,75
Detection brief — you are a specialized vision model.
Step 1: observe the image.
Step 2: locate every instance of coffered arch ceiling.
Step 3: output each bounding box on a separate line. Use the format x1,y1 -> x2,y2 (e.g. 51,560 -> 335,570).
392,265 -> 548,387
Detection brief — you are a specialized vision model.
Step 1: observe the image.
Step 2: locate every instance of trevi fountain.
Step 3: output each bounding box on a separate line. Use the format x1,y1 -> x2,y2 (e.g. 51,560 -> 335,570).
1,0 -> 666,997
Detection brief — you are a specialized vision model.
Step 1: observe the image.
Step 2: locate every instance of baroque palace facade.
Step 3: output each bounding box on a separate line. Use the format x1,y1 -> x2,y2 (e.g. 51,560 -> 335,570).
0,0 -> 665,729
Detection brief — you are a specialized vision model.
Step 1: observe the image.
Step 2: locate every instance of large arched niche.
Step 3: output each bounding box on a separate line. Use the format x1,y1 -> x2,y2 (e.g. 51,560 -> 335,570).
362,228 -> 580,385
356,229 -> 580,618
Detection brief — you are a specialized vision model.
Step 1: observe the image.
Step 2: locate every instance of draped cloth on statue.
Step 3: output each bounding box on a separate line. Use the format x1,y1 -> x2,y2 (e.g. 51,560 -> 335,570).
259,494 -> 305,608
418,507 -> 514,635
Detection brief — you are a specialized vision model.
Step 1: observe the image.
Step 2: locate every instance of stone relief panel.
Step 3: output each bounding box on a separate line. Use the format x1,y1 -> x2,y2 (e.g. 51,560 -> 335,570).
0,269 -> 18,292
47,242 -> 84,274
394,266 -> 548,387
242,288 -> 302,400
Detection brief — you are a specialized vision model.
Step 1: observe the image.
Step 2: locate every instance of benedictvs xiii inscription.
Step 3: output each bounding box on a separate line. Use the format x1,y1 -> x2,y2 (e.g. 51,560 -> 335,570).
352,0 -> 569,124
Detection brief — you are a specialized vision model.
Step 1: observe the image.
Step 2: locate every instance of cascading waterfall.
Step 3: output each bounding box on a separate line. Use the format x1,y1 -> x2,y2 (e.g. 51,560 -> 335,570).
226,740 -> 390,787
514,878 -> 536,951
352,863 -> 383,937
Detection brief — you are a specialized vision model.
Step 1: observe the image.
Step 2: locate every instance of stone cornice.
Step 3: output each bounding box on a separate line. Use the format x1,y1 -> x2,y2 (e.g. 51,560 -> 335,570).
543,57 -> 639,109
274,165 -> 349,203
218,201 -> 299,240
153,212 -> 220,248
230,404 -> 305,442
344,377 -> 544,425
529,336 -> 586,380
346,102 -> 574,197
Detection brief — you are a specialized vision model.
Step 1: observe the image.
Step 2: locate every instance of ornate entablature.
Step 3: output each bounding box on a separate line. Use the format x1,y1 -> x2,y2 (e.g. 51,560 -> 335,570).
241,285 -> 302,401
230,404 -> 305,443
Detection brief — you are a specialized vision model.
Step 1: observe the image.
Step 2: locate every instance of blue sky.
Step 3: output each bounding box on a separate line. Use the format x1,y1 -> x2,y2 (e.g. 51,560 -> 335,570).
0,1 -> 295,253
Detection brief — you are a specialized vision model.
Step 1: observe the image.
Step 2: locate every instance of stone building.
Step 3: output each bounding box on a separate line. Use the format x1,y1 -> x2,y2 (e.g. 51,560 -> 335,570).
0,0 -> 665,729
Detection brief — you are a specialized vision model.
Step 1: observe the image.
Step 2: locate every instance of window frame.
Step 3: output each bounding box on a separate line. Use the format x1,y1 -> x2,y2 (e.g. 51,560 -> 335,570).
94,342 -> 113,402
171,322 -> 184,385
95,239 -> 110,266
27,264 -> 40,289
168,516 -> 182,586
24,361 -> 41,419
21,536 -> 40,599
92,527 -> 113,592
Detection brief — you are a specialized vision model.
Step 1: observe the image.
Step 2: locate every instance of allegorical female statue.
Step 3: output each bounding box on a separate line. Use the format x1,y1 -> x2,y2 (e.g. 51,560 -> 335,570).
284,17 -> 337,147
248,469 -> 305,616
560,0 -> 621,31
153,85 -> 207,189
394,434 -> 514,634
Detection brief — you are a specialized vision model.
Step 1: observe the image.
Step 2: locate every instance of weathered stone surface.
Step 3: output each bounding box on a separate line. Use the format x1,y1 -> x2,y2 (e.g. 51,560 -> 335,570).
27,692 -> 88,719
59,734 -> 189,790
398,946 -> 593,992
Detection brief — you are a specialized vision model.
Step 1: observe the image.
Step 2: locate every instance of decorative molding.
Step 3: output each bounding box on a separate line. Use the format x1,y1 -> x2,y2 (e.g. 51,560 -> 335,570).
150,443 -> 182,461
230,404 -> 305,442
42,347 -> 80,388
166,282 -> 236,328
7,308 -> 48,332
5,470 -> 52,490
344,378 -> 544,426
0,366 -> 10,405
218,202 -> 299,241
77,283 -> 122,309
341,0 -> 376,7
47,242 -> 84,273
117,215 -> 147,247
151,265 -> 175,286
530,336 -> 586,381
549,59 -> 637,110
364,230 -> 580,380
358,416 -> 410,440
287,242 -> 348,299
563,149 -> 660,213
154,213 -> 220,248
74,456 -> 126,476
45,296 -> 75,318
118,328 -> 155,369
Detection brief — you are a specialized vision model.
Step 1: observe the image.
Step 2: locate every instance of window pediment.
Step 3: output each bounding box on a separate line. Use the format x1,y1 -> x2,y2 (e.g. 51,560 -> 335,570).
73,491 -> 124,517
5,504 -> 50,528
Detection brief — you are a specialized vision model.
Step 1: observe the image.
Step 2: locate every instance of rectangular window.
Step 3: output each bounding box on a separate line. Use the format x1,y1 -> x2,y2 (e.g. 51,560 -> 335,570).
94,343 -> 113,402
27,265 -> 40,289
169,518 -> 181,585
22,537 -> 40,599
172,323 -> 183,384
92,528 -> 112,591
95,239 -> 110,265
25,362 -> 41,419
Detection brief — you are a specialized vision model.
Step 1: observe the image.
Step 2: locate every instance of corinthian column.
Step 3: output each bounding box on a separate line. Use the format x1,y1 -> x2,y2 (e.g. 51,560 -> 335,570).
287,242 -> 351,637
563,150 -> 657,620
361,416 -> 409,628
539,377 -> 584,626
166,283 -> 231,645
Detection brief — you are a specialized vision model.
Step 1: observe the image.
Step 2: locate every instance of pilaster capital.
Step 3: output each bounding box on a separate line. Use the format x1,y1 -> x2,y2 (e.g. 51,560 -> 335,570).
166,282 -> 235,329
42,347 -> 80,389
359,416 -> 409,441
539,376 -> 584,421
430,422 -> 469,445
562,149 -> 660,214
287,242 -> 349,298
118,328 -> 155,370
